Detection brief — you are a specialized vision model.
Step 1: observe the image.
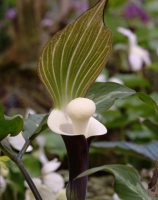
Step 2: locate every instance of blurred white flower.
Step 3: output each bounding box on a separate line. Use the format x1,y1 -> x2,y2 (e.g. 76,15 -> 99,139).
42,159 -> 61,174
0,176 -> 6,196
37,136 -> 64,192
96,74 -> 107,82
0,160 -> 9,196
48,98 -> 107,138
42,172 -> 64,194
96,73 -> 123,85
41,159 -> 64,194
36,136 -> 61,172
36,135 -> 46,149
108,77 -> 123,84
25,108 -> 36,118
25,136 -> 65,200
112,193 -> 121,200
8,132 -> 32,152
25,159 -> 64,200
36,135 -> 48,165
118,27 -> 151,71
25,178 -> 56,200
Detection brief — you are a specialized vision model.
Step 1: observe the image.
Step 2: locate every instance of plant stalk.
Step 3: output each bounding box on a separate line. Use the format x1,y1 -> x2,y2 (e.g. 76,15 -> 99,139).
17,139 -> 31,160
16,160 -> 43,200
62,135 -> 89,200
0,141 -> 43,200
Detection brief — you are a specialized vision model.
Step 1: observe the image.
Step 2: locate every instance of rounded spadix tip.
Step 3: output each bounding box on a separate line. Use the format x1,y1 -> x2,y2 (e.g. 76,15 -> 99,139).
66,98 -> 96,120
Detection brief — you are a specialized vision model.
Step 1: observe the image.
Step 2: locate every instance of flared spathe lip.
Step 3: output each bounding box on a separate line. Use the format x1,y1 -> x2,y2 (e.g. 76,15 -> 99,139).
47,109 -> 107,138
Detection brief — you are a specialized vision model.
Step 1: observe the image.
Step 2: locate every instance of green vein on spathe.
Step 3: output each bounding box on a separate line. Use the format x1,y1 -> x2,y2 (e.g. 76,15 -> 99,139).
38,0 -> 112,108
70,23 -> 104,98
77,34 -> 112,97
65,1 -> 105,95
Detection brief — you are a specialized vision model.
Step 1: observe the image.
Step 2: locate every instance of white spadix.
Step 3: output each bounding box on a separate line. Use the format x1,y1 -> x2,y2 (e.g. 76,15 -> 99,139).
66,98 -> 96,134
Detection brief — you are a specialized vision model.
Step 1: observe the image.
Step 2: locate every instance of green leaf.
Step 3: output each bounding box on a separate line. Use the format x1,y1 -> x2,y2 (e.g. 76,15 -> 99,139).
92,140 -> 158,161
115,95 -> 158,127
43,130 -> 66,158
23,114 -> 48,140
0,105 -> 23,141
143,119 -> 158,134
136,92 -> 158,112
126,124 -> 157,141
87,82 -> 135,113
23,155 -> 41,177
39,0 -> 112,108
78,164 -> 151,200
116,74 -> 150,88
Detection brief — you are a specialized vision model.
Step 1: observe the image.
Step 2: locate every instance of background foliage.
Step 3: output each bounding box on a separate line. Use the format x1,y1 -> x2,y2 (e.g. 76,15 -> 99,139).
0,0 -> 158,199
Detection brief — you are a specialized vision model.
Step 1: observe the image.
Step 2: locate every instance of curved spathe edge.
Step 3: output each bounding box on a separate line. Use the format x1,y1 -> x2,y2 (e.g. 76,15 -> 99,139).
47,109 -> 107,138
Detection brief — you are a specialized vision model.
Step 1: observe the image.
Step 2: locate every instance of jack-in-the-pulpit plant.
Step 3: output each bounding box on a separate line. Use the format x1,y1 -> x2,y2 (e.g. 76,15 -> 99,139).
1,1 -> 157,200
38,0 -> 112,199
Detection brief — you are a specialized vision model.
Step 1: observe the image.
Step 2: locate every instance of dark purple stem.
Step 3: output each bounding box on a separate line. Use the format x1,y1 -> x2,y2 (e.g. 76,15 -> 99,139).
62,135 -> 89,200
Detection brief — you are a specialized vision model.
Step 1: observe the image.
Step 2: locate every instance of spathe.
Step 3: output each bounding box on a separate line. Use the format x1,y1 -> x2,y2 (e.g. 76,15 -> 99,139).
47,98 -> 107,200
48,109 -> 107,138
